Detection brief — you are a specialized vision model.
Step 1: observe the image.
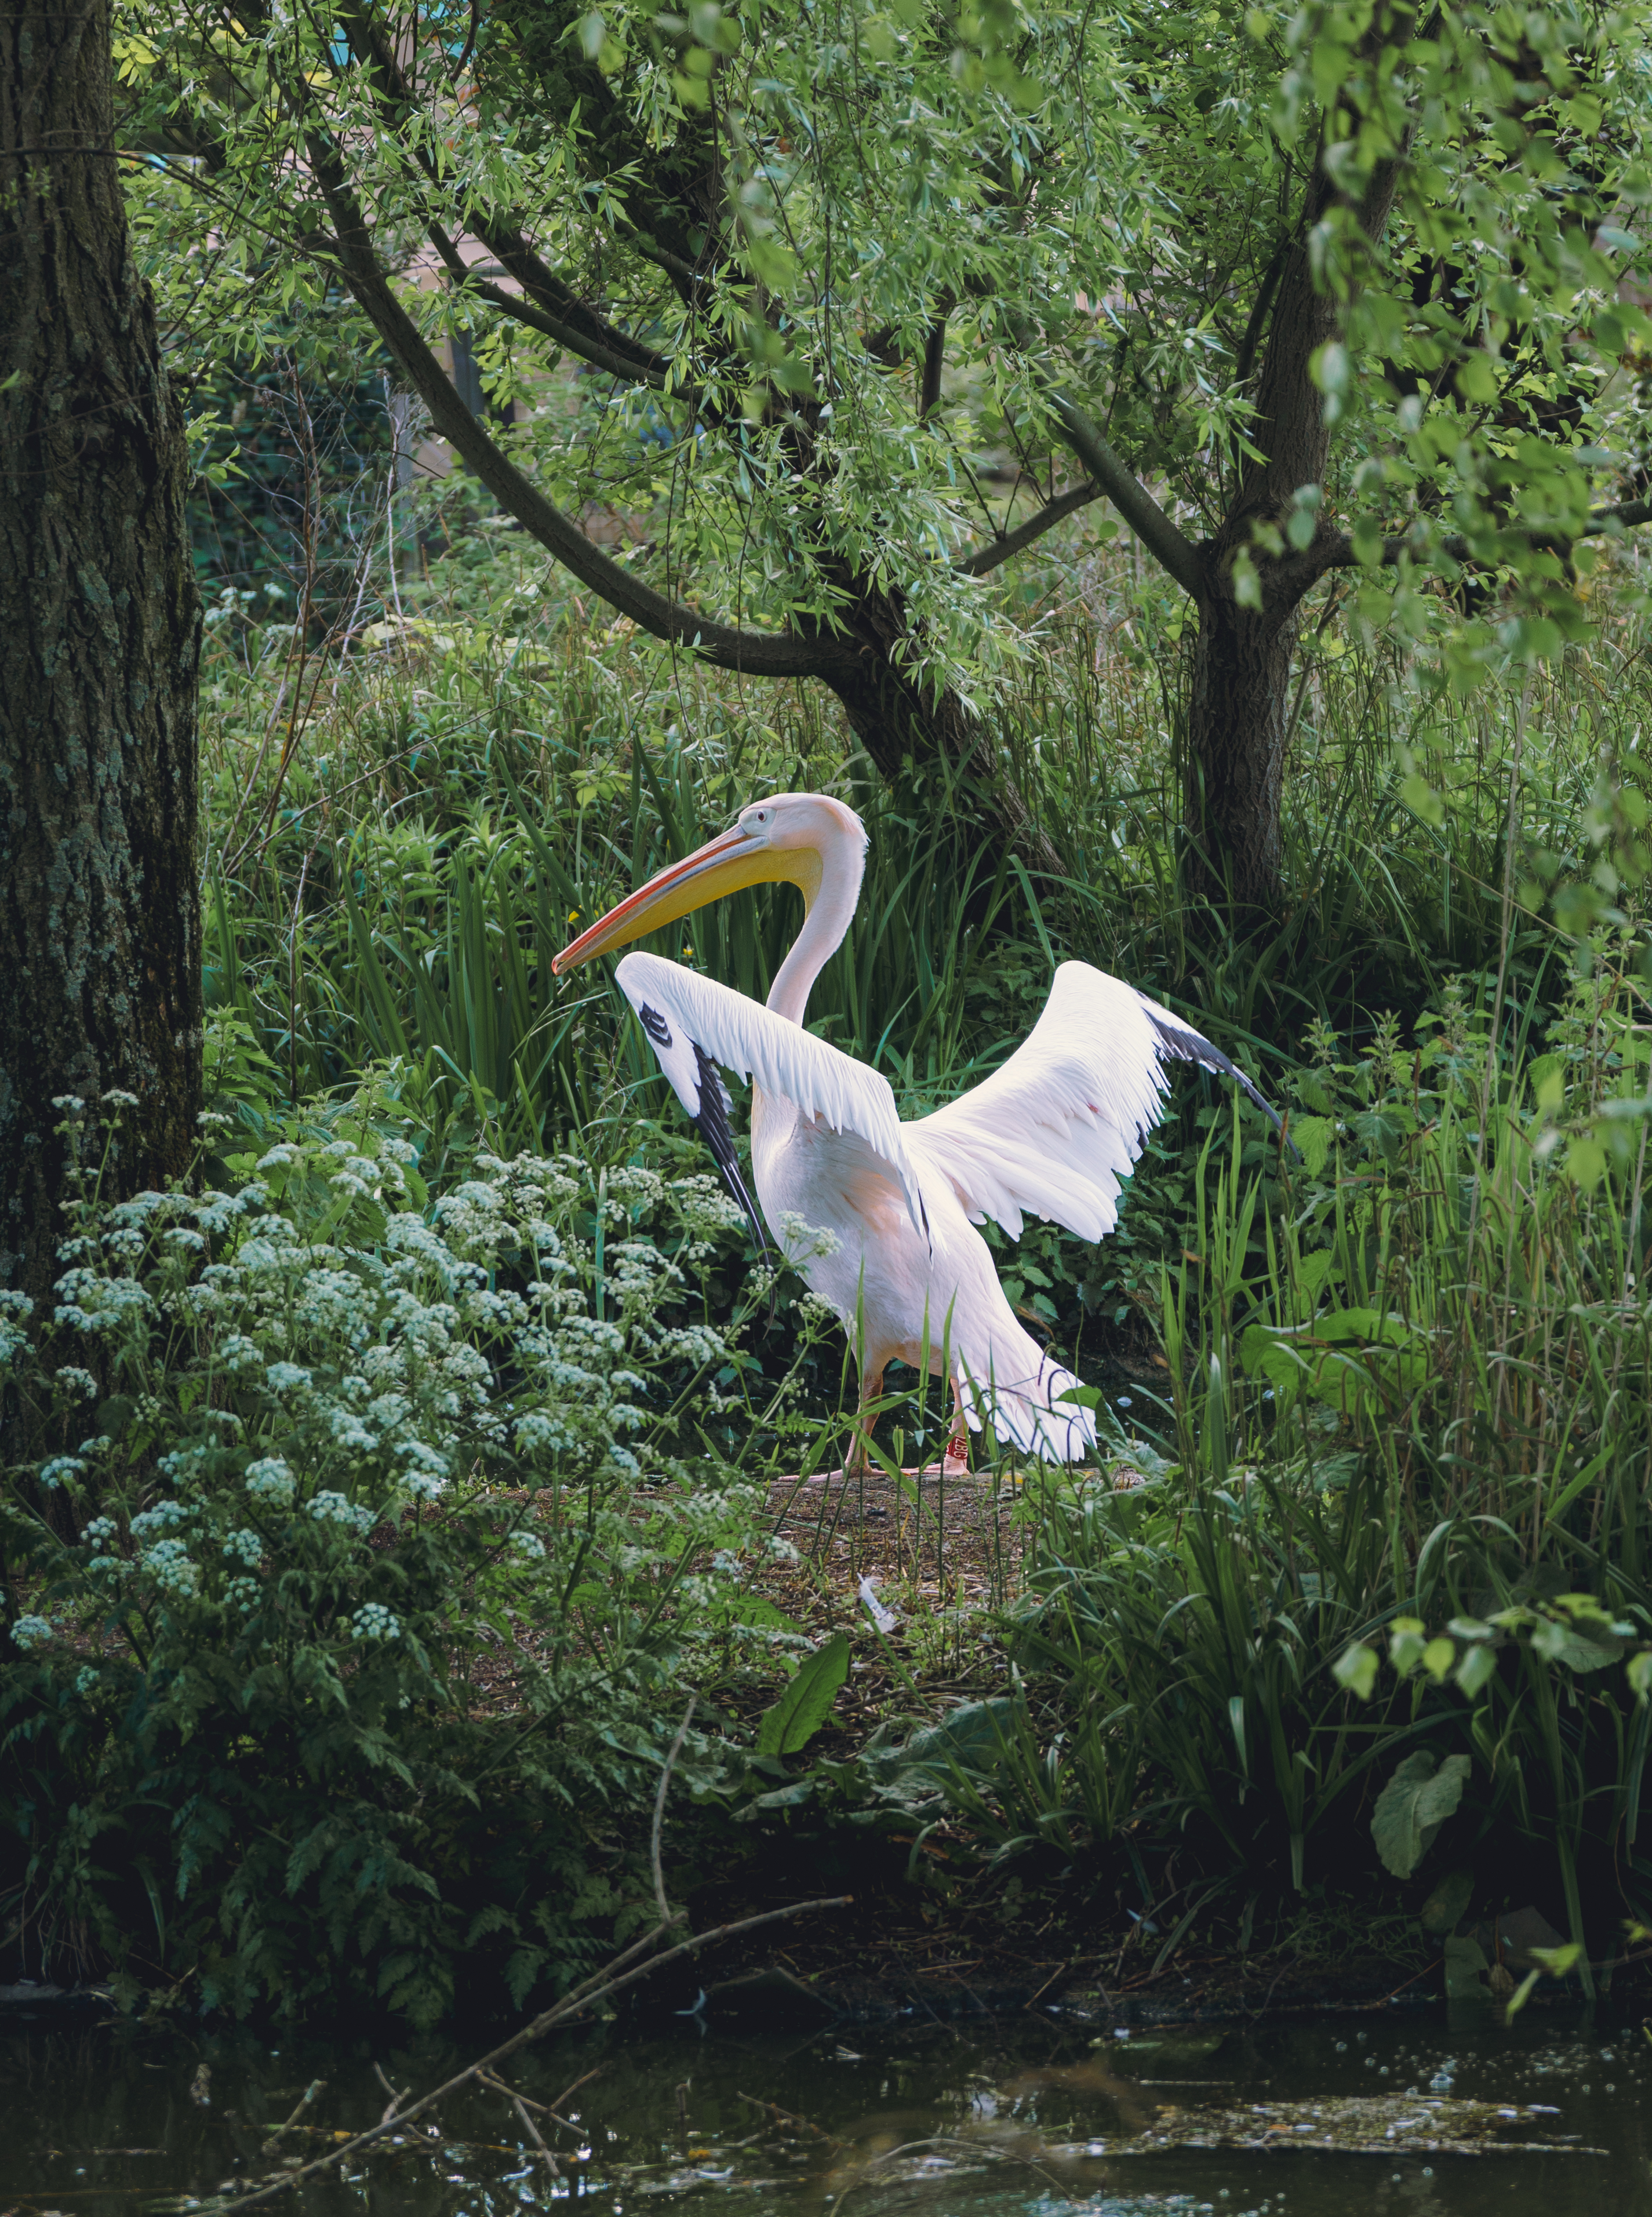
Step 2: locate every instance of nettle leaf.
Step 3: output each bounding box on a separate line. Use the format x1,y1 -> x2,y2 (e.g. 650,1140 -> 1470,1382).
1371,1749 -> 1472,1879
1289,1114 -> 1335,1176
755,1632 -> 850,1756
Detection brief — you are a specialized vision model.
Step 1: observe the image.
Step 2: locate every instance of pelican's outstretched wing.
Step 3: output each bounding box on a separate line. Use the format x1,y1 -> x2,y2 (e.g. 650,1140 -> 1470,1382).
905,961 -> 1287,1244
614,952 -> 928,1241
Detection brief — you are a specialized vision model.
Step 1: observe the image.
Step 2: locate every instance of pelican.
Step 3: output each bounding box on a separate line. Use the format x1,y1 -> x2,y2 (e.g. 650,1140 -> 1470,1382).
554,793 -> 1284,1468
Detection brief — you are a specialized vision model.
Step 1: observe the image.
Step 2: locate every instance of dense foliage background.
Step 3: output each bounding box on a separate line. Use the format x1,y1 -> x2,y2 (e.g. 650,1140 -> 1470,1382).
5,0 -> 1652,2026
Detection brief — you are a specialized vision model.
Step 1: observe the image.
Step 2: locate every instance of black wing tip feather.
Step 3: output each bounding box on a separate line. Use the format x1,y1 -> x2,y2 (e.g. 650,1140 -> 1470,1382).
689,1040 -> 772,1258
1140,1003 -> 1302,1160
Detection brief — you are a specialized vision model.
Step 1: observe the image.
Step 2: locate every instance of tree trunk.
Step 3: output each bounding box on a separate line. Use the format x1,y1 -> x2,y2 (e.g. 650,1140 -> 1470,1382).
1184,105 -> 1409,913
808,573 -> 1065,877
1186,583 -> 1302,913
0,0 -> 203,1310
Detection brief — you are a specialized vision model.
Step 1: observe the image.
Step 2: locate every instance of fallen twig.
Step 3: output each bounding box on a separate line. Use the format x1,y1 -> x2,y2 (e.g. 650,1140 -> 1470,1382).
260,2080 -> 324,2159
214,1892 -> 853,2214
477,2062 -> 601,2134
372,2062 -> 410,2128
496,2080 -> 561,2180
736,2091 -> 843,2145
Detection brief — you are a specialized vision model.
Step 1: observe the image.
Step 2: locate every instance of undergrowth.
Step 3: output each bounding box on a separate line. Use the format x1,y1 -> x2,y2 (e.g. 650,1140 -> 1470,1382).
0,1093 -> 819,2022
7,494 -> 1652,2021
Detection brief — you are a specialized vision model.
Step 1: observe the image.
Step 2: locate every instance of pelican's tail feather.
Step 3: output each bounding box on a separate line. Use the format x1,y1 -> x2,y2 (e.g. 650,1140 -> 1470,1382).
955,1340 -> 1098,1466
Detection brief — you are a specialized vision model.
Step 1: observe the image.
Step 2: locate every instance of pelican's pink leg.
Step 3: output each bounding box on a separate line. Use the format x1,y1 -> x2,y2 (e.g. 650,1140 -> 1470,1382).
846,1367 -> 883,1476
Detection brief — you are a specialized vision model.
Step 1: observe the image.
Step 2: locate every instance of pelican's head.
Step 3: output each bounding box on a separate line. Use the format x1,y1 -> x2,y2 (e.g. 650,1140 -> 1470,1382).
553,792 -> 866,973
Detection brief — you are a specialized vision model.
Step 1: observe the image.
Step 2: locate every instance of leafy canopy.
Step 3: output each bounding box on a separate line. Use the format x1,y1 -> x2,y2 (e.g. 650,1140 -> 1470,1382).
121,0 -> 1649,704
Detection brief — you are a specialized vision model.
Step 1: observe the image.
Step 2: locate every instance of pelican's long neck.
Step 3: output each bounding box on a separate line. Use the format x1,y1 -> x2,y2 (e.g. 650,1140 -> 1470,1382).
766,828 -> 865,1026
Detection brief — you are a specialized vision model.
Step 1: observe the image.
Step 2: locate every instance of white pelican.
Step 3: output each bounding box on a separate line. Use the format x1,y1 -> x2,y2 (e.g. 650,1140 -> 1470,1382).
554,793 -> 1283,1467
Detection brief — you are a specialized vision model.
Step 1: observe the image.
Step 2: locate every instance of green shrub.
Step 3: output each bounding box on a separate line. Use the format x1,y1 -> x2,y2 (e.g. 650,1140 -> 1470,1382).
961,962 -> 1652,1975
0,1094 -> 793,2023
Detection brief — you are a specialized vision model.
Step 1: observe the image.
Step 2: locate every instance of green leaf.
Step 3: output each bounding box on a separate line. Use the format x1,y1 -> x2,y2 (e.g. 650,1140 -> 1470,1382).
1455,1643 -> 1499,1698
1371,1749 -> 1472,1879
1333,1640 -> 1378,1701
1230,549 -> 1262,610
1505,1941 -> 1581,2021
1529,1617 -> 1621,1673
1419,1867 -> 1474,1936
755,1633 -> 850,1756
1289,1114 -> 1334,1176
1401,770 -> 1445,827
1455,352 -> 1500,405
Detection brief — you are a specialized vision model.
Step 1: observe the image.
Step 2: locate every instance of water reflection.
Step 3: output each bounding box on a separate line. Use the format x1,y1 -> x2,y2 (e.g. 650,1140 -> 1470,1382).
0,2001 -> 1642,2216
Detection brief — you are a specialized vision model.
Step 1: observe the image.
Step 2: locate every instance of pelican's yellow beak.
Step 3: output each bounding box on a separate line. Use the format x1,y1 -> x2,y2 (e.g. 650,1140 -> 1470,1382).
552,823 -> 810,974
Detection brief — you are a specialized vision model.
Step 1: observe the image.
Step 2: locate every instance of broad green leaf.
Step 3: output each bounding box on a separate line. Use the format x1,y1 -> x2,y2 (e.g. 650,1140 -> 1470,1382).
1419,1867 -> 1474,1936
1333,1640 -> 1378,1701
1371,1749 -> 1472,1879
755,1633 -> 850,1756
1455,1643 -> 1499,1698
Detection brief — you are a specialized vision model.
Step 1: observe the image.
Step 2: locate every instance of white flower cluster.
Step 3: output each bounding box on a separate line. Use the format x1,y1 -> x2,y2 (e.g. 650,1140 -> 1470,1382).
245,1456 -> 296,1504
351,1603 -> 402,1641
141,1537 -> 199,1598
310,1491 -> 376,1534
10,1614 -> 54,1650
12,1110 -> 783,1669
0,1290 -> 36,1375
131,1499 -> 194,1539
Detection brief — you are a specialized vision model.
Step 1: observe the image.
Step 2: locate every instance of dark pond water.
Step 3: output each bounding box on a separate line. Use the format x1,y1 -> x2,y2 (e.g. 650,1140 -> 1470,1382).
0,1998 -> 1644,2216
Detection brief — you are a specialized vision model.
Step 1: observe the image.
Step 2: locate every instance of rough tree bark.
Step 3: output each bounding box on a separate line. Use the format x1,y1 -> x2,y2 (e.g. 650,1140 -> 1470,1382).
0,0 -> 203,1310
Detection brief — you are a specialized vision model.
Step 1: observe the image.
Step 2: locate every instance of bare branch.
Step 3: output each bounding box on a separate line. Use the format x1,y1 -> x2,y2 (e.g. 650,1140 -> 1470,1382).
652,1697 -> 696,1925
1234,234 -> 1289,389
495,2080 -> 562,2182
260,2080 -> 324,2160
1051,400 -> 1205,600
303,133 -> 853,680
956,483 -> 1100,577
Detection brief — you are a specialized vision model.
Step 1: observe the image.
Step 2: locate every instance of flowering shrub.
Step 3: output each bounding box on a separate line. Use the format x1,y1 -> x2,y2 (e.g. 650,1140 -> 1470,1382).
0,1094 -> 803,2024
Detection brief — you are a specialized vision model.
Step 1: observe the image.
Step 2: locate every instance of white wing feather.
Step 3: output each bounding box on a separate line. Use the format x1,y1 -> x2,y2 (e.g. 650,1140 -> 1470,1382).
614,952 -> 928,1233
905,962 -> 1174,1243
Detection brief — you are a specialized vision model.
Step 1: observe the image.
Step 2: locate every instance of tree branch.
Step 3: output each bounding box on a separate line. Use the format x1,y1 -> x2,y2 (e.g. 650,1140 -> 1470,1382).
955,483 -> 1100,577
1319,496 -> 1652,574
1234,234 -> 1289,389
919,312 -> 948,420
425,220 -> 702,401
339,2 -> 676,381
1584,497 -> 1652,536
304,133 -> 853,680
1051,399 -> 1205,599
